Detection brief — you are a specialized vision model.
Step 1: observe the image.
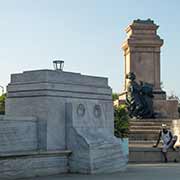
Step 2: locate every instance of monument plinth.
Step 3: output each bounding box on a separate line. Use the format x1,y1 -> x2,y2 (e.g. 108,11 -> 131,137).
0,69 -> 127,179
118,19 -> 178,118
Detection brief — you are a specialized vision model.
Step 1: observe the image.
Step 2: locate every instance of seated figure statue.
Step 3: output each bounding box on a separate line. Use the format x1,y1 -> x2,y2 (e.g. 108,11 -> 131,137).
126,72 -> 154,119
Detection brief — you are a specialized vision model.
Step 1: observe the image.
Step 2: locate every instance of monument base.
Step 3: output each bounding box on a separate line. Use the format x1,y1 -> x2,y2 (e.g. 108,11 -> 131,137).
129,147 -> 180,163
66,102 -> 127,174
0,150 -> 71,180
117,91 -> 179,119
154,99 -> 179,118
1,69 -> 128,179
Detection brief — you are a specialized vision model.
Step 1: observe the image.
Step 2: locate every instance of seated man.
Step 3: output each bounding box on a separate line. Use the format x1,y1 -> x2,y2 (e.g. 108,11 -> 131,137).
153,124 -> 177,162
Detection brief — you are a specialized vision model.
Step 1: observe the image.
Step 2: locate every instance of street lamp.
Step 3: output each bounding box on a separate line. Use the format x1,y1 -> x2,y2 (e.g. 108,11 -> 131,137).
53,60 -> 64,71
0,85 -> 4,95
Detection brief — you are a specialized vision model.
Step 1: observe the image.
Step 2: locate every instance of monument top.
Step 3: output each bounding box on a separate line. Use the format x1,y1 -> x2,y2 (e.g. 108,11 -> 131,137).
10,69 -> 108,88
133,18 -> 155,24
125,19 -> 160,39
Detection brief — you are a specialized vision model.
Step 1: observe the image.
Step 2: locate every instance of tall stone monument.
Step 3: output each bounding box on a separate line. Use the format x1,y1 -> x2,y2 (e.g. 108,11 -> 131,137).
118,19 -> 178,118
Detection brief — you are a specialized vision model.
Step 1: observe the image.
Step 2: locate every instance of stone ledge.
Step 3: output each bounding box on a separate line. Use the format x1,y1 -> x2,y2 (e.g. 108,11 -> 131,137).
0,115 -> 37,121
130,147 -> 163,152
129,147 -> 180,163
0,150 -> 70,180
0,150 -> 72,158
10,70 -> 108,87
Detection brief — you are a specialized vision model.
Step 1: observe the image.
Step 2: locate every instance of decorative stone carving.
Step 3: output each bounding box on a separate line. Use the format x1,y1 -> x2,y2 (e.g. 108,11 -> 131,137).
94,104 -> 102,118
77,104 -> 85,117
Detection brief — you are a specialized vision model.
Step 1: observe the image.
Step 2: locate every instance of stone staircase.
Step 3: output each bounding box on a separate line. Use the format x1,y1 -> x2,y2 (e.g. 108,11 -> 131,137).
129,118 -> 180,163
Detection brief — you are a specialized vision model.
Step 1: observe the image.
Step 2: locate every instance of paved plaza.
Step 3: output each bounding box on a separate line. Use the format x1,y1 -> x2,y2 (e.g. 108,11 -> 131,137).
21,163 -> 180,180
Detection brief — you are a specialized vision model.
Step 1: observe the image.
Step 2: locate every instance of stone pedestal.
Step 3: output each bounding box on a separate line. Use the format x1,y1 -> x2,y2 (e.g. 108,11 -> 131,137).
6,70 -> 114,151
153,99 -> 178,118
3,69 -> 127,177
66,102 -> 126,173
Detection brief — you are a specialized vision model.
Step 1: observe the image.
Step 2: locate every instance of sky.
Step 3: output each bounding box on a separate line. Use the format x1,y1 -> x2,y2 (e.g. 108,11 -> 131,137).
0,0 -> 180,96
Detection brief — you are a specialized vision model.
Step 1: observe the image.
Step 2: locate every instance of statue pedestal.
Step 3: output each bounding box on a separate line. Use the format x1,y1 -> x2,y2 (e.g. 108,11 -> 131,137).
116,91 -> 179,119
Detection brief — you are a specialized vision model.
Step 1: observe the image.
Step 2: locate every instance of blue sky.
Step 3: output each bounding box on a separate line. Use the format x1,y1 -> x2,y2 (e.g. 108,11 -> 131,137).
0,0 -> 180,96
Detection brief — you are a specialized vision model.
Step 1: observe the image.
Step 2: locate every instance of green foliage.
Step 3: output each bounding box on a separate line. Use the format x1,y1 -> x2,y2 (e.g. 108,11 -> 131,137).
0,93 -> 6,115
114,104 -> 129,138
112,93 -> 119,101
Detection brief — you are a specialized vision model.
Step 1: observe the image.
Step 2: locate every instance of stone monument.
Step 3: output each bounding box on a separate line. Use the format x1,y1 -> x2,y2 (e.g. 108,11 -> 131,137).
0,67 -> 127,179
118,19 -> 178,118
116,19 -> 180,163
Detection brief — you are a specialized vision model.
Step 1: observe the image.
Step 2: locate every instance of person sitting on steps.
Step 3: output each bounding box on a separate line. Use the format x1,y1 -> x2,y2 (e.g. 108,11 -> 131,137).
153,124 -> 177,163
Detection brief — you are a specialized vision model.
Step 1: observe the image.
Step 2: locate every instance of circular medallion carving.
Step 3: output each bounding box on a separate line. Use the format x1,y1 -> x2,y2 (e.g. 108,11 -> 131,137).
94,104 -> 102,118
77,104 -> 85,117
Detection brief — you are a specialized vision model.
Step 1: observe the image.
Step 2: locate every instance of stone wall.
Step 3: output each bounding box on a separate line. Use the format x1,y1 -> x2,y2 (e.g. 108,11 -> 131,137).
0,115 -> 38,153
0,151 -> 69,179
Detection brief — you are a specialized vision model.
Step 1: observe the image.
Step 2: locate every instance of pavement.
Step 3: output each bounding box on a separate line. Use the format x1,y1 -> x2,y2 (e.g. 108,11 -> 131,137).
21,163 -> 180,180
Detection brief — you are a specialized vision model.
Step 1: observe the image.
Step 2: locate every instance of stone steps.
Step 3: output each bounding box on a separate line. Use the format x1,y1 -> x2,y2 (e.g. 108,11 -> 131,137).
128,118 -> 179,163
130,126 -> 167,130
129,118 -> 173,144
129,140 -> 160,145
130,129 -> 160,133
130,118 -> 172,122
129,129 -> 159,141
129,134 -> 158,142
130,119 -> 172,122
130,121 -> 171,126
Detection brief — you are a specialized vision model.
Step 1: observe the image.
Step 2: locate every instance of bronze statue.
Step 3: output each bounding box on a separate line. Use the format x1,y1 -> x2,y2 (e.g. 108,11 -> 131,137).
126,72 -> 154,119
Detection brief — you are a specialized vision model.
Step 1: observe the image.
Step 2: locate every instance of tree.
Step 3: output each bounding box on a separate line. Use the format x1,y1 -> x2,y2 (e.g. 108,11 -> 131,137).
0,93 -> 6,115
112,93 -> 119,101
114,104 -> 129,138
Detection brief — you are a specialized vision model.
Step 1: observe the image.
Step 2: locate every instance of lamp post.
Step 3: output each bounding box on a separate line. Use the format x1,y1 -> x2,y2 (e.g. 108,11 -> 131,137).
53,60 -> 64,71
0,85 -> 4,95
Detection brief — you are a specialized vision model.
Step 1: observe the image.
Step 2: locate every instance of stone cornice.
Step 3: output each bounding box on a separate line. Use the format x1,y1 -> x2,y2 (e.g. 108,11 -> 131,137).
122,38 -> 163,50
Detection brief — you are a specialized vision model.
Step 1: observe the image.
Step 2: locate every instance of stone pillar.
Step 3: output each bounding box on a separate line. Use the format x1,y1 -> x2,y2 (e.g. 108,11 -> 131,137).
121,19 -> 165,99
